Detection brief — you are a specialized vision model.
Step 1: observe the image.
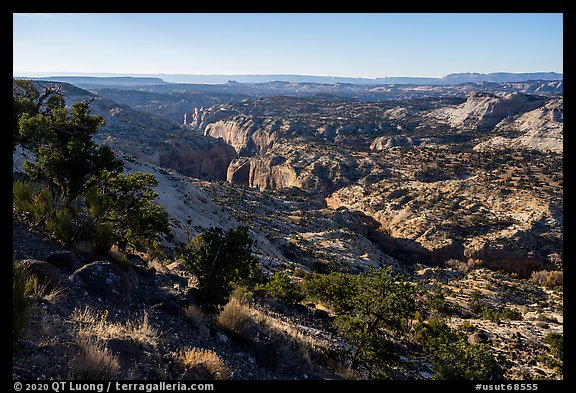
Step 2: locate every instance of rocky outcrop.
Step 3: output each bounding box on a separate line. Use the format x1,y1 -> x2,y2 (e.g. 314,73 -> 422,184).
45,251 -> 82,273
474,98 -> 563,154
204,116 -> 286,155
226,156 -> 299,190
370,135 -> 415,150
247,157 -> 300,191
226,157 -> 252,186
187,106 -> 239,131
326,175 -> 561,276
439,92 -> 547,131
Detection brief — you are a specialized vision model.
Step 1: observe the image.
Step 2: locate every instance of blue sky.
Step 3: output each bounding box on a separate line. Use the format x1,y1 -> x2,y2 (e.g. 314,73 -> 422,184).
13,13 -> 563,78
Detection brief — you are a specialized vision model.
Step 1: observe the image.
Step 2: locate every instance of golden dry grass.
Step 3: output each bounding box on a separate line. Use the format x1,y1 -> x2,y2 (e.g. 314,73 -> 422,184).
215,298 -> 256,335
71,306 -> 157,346
70,333 -> 120,380
217,297 -> 331,352
180,348 -> 230,380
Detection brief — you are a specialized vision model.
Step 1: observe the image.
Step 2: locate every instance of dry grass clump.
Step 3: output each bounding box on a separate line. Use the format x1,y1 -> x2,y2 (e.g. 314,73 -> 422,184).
446,258 -> 479,274
530,270 -> 563,290
215,298 -> 256,336
217,296 -> 332,351
70,333 -> 120,379
183,304 -> 207,327
183,304 -> 210,337
180,348 -> 230,380
71,306 -> 157,346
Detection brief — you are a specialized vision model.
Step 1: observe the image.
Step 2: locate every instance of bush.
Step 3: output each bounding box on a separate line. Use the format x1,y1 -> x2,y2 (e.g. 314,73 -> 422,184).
543,332 -> 563,359
13,180 -> 53,226
538,355 -> 562,373
415,318 -> 503,380
13,263 -> 35,346
183,304 -> 207,329
178,227 -> 261,313
432,340 -> 503,380
530,270 -> 563,290
180,348 -> 230,380
302,271 -> 360,313
215,298 -> 255,337
499,307 -> 523,321
470,292 -> 522,322
44,206 -> 76,244
263,272 -> 304,304
425,289 -> 453,316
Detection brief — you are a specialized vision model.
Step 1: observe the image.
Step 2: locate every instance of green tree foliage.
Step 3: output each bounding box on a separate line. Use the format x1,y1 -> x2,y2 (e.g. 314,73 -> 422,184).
415,318 -> 503,379
305,267 -> 415,378
13,80 -> 51,148
177,227 -> 261,313
543,332 -> 563,360
85,171 -> 171,253
14,80 -> 123,199
470,291 -> 523,322
303,271 -> 360,313
13,81 -> 170,257
263,272 -> 304,304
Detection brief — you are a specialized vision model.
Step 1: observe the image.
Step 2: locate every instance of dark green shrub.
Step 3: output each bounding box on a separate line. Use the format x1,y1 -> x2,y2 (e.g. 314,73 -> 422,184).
499,307 -> 523,321
178,227 -> 261,313
415,318 -> 503,380
543,332 -> 563,359
13,263 -> 34,346
263,272 -> 304,304
45,206 -> 76,244
13,180 -> 53,226
90,223 -> 115,255
425,289 -> 453,316
538,355 -> 562,373
432,340 -> 503,380
313,267 -> 416,378
302,271 -> 360,313
470,292 -> 522,322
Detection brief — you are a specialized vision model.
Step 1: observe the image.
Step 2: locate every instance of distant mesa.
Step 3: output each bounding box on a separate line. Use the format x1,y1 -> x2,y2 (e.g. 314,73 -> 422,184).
20,72 -> 563,87
27,76 -> 168,87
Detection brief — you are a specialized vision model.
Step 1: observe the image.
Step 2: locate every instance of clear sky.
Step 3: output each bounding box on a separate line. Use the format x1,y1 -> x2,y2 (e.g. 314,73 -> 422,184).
13,13 -> 563,78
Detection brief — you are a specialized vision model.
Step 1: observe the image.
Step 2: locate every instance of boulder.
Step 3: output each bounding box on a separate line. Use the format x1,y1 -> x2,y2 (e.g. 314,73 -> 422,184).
468,330 -> 489,345
69,261 -> 131,308
45,251 -> 81,273
21,259 -> 62,290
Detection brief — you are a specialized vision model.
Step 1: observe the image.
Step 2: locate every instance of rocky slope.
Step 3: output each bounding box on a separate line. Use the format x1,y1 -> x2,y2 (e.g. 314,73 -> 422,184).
325,148 -> 562,276
433,92 -> 547,131
34,81 -> 238,180
474,98 -> 563,154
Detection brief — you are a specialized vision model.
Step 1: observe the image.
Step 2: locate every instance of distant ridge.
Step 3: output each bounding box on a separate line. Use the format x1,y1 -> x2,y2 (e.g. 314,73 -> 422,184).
156,72 -> 563,85
17,72 -> 562,86
26,76 -> 167,87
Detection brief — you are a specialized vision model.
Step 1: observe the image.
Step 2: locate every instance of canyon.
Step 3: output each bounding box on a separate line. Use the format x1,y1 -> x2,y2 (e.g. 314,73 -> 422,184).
13,76 -> 563,380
